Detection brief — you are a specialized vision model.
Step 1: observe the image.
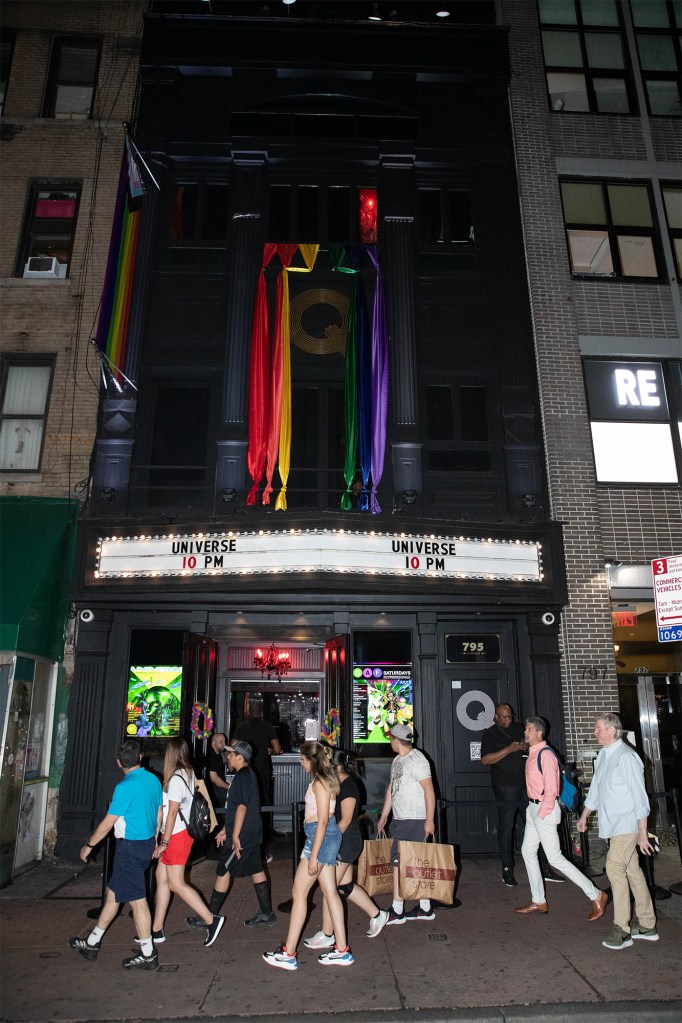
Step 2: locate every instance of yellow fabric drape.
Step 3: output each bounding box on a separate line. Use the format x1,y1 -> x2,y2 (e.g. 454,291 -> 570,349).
275,243 -> 319,510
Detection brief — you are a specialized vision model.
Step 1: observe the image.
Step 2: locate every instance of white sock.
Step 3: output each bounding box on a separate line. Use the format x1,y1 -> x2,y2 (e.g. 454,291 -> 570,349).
87,926 -> 104,946
392,899 -> 404,915
139,936 -> 154,956
420,899 -> 431,912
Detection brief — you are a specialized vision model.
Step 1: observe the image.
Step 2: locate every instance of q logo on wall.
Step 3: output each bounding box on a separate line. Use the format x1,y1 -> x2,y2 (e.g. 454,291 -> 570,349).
456,691 -> 495,732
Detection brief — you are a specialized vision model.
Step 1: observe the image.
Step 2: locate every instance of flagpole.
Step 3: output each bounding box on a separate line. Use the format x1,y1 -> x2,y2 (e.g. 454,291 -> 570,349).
89,338 -> 138,392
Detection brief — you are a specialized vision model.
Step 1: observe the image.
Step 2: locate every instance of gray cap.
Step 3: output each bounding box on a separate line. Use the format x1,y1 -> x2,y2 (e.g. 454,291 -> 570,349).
226,739 -> 252,762
391,724 -> 413,743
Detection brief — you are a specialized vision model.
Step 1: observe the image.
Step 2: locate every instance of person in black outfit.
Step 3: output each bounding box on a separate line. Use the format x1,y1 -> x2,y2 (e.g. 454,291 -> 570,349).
186,739 -> 276,929
233,700 -> 281,856
481,704 -> 528,887
206,731 -> 229,820
481,703 -> 565,888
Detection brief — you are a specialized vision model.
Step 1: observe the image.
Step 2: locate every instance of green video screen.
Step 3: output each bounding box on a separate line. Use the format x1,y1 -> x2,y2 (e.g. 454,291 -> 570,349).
126,666 -> 182,738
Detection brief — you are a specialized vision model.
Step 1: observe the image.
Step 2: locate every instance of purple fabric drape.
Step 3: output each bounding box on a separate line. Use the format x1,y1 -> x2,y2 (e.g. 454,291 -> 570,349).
350,246 -> 372,512
367,246 -> 388,514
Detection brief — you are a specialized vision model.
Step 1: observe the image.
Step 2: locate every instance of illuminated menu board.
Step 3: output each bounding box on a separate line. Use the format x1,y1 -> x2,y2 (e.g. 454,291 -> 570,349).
352,664 -> 413,745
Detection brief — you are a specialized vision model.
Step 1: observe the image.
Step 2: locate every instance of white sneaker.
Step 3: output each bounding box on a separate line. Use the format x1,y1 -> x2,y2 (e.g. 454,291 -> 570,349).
366,909 -> 389,938
303,930 -> 335,949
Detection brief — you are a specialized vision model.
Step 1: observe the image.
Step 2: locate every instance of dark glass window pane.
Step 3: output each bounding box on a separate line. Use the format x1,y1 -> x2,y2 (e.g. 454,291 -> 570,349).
297,186 -> 319,242
460,386 -> 488,441
594,77 -> 630,113
636,34 -> 677,70
203,185 -> 229,240
353,630 -> 411,664
428,450 -> 491,471
542,30 -> 583,67
419,190 -> 443,245
328,187 -> 349,243
585,32 -> 625,69
170,185 -> 197,241
231,112 -> 289,135
607,184 -> 652,227
645,79 -> 682,115
269,185 -> 290,241
631,0 -> 670,28
580,0 -> 619,27
57,43 -> 98,83
425,385 -> 454,440
538,0 -> 577,25
148,387 -> 209,507
561,181 -> 607,223
449,190 -> 472,242
293,114 -> 353,138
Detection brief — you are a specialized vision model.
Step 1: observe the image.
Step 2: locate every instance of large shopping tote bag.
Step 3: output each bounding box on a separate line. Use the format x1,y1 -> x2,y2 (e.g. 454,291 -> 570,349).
357,831 -> 393,898
398,839 -> 456,904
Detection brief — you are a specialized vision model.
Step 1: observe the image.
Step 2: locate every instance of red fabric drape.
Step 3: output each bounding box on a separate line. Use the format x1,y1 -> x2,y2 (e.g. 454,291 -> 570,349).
262,244 -> 298,505
246,242 -> 278,505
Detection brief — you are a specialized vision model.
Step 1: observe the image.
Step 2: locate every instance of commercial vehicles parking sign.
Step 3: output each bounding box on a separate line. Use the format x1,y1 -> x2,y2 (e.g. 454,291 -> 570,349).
652,555 -> 682,643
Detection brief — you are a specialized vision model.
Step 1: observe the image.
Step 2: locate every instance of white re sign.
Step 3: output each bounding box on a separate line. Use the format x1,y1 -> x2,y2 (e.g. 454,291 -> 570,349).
95,529 -> 543,582
652,555 -> 682,628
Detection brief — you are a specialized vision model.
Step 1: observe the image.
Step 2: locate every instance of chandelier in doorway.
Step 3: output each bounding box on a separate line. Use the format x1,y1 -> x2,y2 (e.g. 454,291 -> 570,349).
254,643 -> 291,680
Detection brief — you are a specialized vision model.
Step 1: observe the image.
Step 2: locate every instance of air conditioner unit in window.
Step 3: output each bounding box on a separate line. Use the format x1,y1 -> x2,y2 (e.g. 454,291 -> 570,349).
23,256 -> 68,279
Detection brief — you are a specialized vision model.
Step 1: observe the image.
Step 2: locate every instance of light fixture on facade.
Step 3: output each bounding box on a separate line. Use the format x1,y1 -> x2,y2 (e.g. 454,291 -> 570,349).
221,488 -> 236,503
99,487 -> 116,502
521,493 -> 536,507
369,3 -> 382,20
282,0 -> 297,5
254,643 -> 292,680
605,559 -> 622,569
436,5 -> 450,17
402,489 -> 417,505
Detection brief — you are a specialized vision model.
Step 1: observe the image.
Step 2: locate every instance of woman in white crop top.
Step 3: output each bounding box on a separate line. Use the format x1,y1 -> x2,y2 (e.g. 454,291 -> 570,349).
263,741 -> 354,970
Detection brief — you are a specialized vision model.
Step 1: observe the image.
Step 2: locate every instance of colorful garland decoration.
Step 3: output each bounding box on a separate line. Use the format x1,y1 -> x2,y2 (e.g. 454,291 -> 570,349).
190,701 -> 214,740
321,707 -> 341,746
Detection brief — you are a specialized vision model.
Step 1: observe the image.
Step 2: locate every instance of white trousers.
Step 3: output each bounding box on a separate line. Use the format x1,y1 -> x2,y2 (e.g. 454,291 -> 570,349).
522,802 -> 600,904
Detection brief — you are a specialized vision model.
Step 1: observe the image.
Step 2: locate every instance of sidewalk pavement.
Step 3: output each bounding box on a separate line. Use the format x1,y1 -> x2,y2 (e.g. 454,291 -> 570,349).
1,841 -> 680,1023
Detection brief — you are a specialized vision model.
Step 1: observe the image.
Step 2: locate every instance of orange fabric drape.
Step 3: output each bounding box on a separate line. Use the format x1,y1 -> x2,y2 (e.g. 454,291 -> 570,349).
275,243 -> 319,510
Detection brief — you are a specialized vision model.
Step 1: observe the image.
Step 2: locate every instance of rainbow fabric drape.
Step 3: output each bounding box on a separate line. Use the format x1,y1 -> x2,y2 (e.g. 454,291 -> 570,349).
247,243 -> 388,513
94,136 -> 144,376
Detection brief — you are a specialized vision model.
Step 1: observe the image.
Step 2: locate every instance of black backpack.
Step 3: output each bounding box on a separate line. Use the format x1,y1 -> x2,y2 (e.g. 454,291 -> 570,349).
537,747 -> 582,814
175,773 -> 211,840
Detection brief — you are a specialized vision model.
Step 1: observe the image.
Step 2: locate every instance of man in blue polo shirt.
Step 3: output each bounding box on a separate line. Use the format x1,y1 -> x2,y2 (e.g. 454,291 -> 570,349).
69,739 -> 162,970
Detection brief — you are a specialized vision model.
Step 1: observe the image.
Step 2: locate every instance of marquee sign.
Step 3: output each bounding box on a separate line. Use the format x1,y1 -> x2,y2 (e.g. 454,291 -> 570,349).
95,529 -> 543,582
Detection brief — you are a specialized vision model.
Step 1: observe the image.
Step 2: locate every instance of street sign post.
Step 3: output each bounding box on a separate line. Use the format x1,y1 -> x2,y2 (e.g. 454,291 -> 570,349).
652,555 -> 682,643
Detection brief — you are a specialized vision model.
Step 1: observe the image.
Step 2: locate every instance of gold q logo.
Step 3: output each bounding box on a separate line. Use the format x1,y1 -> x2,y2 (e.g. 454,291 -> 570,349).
290,288 -> 349,356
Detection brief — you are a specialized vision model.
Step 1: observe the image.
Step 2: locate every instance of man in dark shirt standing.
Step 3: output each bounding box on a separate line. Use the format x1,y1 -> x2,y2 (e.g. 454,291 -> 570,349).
186,739 -> 276,929
481,704 -> 529,888
233,700 -> 281,857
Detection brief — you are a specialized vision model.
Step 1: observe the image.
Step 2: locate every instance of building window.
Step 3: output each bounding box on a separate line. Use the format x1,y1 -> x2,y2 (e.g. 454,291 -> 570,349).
418,189 -> 474,248
43,37 -> 100,119
0,30 -> 15,116
423,383 -> 491,472
17,183 -> 81,278
662,185 -> 682,276
169,182 -> 230,244
0,357 -> 54,472
559,179 -> 661,278
583,358 -> 681,483
267,184 -> 374,244
538,0 -> 634,113
631,0 -> 682,116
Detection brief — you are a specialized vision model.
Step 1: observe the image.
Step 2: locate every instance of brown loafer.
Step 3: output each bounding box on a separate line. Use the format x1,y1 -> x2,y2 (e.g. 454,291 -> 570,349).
515,902 -> 549,914
587,890 -> 608,922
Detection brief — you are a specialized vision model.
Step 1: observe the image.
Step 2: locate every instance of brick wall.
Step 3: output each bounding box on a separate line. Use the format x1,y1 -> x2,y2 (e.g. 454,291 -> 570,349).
1,1 -> 145,502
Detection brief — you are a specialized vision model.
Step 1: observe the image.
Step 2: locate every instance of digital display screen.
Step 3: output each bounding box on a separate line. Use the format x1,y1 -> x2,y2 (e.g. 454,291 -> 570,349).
352,664 -> 413,745
126,666 -> 182,738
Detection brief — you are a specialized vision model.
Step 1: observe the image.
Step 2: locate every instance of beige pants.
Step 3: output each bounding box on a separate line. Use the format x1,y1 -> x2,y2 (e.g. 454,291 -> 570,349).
606,832 -> 656,933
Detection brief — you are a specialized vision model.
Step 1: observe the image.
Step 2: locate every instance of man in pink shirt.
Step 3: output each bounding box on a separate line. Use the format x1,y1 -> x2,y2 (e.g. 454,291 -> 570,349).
515,717 -> 608,920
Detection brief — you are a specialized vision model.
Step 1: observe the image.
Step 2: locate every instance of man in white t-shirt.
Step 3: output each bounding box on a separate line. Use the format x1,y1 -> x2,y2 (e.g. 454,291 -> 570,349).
378,724 -> 436,924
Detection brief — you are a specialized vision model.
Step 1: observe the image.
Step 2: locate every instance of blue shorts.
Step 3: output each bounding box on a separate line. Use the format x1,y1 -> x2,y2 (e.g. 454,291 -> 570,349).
301,819 -> 342,866
108,838 -> 155,903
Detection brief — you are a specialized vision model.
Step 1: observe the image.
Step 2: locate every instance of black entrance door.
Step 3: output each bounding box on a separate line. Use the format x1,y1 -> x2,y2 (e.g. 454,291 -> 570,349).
438,622 -> 520,854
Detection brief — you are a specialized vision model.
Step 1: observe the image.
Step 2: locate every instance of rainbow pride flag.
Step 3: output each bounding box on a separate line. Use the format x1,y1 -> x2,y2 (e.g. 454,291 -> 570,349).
94,135 -> 144,377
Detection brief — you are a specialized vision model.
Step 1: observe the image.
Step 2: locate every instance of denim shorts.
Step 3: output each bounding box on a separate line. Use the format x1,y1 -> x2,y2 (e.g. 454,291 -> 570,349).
301,819 -> 342,866
108,838 -> 155,903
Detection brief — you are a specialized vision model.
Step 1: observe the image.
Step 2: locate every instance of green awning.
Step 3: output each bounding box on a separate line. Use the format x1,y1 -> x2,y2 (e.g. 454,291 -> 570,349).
0,497 -> 79,661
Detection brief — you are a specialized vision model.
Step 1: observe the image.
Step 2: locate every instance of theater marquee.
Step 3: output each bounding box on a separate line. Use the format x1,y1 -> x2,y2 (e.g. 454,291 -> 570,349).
95,529 -> 543,582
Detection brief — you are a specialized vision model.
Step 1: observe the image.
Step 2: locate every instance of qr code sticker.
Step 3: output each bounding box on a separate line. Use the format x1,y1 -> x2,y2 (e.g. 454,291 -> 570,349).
470,742 -> 481,761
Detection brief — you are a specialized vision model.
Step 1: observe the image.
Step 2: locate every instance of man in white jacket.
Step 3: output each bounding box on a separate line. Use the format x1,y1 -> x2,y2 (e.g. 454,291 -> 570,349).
577,712 -> 658,951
